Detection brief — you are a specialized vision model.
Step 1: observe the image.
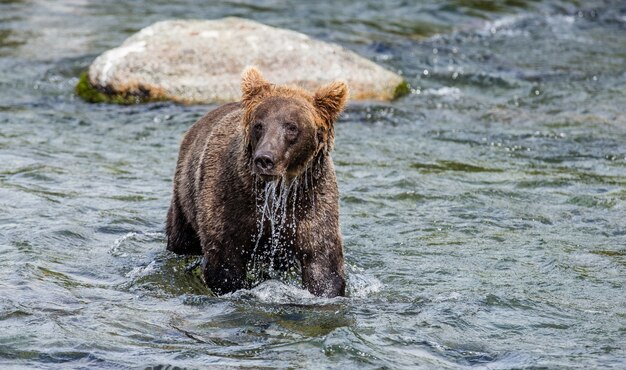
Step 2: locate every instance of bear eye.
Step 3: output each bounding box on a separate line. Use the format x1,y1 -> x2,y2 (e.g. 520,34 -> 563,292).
253,122 -> 263,135
285,122 -> 298,136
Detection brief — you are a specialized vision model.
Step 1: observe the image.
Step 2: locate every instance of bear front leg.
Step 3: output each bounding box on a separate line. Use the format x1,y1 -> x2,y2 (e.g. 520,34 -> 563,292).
166,195 -> 202,255
301,250 -> 346,298
202,246 -> 248,295
297,202 -> 346,297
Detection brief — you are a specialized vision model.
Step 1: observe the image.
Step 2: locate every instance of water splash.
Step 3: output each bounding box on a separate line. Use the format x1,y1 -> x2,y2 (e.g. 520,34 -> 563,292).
110,231 -> 163,257
229,279 -> 316,304
347,264 -> 383,298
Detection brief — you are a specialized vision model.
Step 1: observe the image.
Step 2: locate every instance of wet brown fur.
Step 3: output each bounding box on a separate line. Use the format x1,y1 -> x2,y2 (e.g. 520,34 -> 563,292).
166,67 -> 348,297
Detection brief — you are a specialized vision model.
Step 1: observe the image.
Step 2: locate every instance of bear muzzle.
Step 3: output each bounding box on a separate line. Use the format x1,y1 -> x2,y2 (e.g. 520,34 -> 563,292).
254,151 -> 275,173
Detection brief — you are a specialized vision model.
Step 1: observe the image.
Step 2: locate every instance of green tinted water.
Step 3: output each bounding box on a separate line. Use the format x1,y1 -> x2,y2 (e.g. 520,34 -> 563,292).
1,0 -> 625,368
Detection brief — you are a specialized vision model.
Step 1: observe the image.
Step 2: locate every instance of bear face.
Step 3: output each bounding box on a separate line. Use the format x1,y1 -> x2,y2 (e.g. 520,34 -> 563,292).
248,97 -> 318,180
241,67 -> 348,182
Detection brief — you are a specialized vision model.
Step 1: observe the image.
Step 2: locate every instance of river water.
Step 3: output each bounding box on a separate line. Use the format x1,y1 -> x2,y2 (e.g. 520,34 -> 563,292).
1,0 -> 625,368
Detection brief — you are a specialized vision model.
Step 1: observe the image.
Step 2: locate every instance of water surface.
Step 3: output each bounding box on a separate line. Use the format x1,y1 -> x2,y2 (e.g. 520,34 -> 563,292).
1,0 -> 625,368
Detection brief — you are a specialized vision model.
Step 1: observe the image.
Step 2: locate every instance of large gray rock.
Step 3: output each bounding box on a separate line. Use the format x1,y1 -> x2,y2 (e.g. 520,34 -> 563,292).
84,18 -> 407,104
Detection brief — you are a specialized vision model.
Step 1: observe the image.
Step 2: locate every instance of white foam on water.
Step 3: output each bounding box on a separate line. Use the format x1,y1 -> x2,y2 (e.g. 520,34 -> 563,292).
424,87 -> 462,98
110,232 -> 138,257
110,231 -> 162,257
347,265 -> 383,298
432,291 -> 463,302
125,260 -> 158,279
478,14 -> 528,37
228,279 -> 319,305
227,270 -> 382,304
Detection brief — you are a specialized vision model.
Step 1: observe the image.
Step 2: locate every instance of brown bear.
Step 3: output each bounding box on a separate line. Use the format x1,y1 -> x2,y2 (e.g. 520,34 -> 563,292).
166,67 -> 348,297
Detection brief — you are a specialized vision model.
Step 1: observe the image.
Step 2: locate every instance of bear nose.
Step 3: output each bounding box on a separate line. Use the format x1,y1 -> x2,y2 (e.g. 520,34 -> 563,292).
254,153 -> 274,172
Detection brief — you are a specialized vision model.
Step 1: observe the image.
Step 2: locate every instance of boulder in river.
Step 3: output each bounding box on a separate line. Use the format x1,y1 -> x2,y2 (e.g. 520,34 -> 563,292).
77,18 -> 409,104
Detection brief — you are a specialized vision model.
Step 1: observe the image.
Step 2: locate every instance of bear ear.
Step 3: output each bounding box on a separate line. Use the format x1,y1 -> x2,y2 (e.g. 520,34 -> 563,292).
241,66 -> 271,106
313,80 -> 349,125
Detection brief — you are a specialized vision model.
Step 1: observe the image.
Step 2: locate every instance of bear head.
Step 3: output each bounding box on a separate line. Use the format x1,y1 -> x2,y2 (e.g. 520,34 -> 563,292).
240,67 -> 348,181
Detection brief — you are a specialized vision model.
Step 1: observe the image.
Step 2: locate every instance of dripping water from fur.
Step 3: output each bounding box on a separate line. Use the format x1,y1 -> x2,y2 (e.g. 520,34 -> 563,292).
247,166 -> 317,287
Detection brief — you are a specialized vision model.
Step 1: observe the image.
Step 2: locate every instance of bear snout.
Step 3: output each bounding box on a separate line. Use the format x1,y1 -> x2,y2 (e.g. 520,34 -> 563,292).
253,151 -> 276,174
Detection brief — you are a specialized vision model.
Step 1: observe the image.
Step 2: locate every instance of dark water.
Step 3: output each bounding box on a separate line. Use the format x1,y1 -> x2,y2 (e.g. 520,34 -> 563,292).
1,0 -> 625,368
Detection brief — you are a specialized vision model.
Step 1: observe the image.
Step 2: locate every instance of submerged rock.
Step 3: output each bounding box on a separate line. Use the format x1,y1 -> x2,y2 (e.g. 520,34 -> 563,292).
79,17 -> 408,104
